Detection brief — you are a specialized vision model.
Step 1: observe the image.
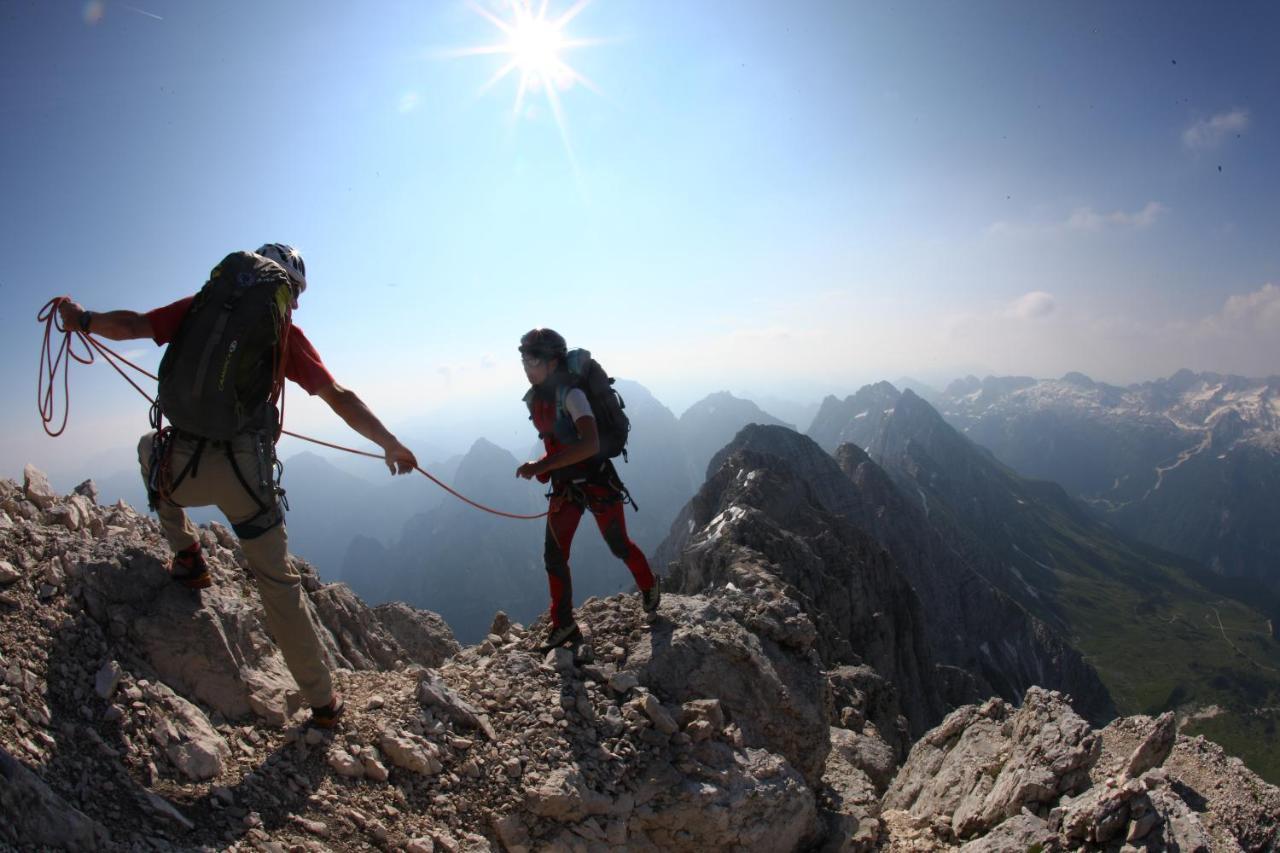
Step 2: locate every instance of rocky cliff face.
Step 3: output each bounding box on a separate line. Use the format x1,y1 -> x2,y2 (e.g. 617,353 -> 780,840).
658,425 -> 1112,724
2,470 -> 1277,852
662,442 -> 945,738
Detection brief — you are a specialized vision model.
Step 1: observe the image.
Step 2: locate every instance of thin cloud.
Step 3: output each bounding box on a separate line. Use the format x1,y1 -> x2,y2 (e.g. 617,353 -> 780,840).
1210,283 -> 1280,335
398,92 -> 422,114
989,201 -> 1165,237
1006,291 -> 1056,320
122,5 -> 163,20
1183,108 -> 1249,151
1066,201 -> 1166,231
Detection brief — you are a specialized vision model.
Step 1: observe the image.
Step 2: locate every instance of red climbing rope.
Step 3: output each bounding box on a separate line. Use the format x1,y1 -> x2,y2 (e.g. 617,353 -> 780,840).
36,297 -> 547,521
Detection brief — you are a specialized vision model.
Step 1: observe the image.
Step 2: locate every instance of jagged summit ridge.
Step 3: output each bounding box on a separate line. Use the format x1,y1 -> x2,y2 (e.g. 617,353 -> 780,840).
662,423 -> 1113,724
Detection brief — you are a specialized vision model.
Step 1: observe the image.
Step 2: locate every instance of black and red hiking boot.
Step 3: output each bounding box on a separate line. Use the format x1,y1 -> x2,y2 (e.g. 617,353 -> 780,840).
170,542 -> 211,590
640,577 -> 662,615
310,694 -> 346,729
538,620 -> 583,653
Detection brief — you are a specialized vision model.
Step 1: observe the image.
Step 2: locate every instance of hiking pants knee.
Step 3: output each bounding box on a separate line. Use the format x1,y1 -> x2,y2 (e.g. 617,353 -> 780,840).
543,483 -> 655,628
137,431 -> 333,708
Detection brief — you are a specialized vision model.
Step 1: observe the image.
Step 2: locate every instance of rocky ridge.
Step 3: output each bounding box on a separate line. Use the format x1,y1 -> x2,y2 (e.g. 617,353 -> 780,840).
1,468 -> 1277,851
658,425 -> 1112,723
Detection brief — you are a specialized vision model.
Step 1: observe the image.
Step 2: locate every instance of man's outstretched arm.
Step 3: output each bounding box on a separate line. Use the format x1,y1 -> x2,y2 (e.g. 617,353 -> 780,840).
57,301 -> 152,341
315,382 -> 418,475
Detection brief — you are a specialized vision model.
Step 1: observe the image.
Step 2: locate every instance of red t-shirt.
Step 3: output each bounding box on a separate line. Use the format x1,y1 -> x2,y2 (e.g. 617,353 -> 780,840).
145,297 -> 335,395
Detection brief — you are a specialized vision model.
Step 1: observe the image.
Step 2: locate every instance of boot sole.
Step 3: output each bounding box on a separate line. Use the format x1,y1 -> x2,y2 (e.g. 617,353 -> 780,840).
174,572 -> 212,590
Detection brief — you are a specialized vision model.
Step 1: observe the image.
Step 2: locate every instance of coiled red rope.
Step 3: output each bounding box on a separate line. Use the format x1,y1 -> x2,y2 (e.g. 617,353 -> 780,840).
37,297 -> 547,520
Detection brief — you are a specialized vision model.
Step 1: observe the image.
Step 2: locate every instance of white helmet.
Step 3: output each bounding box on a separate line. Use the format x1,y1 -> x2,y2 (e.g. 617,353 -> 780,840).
256,243 -> 307,294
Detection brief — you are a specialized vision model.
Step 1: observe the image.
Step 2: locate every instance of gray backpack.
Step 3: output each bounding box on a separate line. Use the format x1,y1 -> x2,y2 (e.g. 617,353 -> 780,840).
157,252 -> 293,440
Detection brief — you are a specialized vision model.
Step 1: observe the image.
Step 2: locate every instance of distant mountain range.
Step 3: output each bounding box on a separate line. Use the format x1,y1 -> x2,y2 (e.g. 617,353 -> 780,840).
807,381 -> 1280,766
935,370 -> 1280,593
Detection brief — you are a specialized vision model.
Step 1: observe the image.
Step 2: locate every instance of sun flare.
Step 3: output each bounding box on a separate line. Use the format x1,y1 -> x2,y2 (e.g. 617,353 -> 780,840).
446,0 -> 603,164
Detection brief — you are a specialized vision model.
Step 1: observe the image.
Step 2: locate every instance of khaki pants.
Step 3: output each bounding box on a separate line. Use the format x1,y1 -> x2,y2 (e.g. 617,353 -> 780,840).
138,431 -> 333,708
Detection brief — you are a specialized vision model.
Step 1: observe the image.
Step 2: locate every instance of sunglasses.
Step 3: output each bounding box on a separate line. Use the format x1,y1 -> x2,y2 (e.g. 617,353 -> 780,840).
521,355 -> 545,368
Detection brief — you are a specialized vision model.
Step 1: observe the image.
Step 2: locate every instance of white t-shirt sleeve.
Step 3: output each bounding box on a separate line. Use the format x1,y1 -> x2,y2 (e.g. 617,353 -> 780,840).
564,388 -> 593,422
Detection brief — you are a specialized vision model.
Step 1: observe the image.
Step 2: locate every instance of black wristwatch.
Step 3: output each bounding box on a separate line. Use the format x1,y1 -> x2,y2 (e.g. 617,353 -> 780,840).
79,310 -> 93,333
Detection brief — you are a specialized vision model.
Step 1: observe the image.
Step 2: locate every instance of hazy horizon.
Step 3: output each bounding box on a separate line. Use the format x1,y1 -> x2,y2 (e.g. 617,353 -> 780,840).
5,364 -> 1267,497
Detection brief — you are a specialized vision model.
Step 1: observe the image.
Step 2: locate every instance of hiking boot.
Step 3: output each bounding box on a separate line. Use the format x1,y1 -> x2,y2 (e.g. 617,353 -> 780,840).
640,577 -> 662,614
310,694 -> 345,729
539,621 -> 583,652
170,542 -> 211,590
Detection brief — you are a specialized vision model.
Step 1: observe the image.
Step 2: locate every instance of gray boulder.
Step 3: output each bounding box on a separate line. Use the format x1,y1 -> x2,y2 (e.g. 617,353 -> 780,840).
77,547 -> 308,723
305,575 -> 405,670
627,746 -> 817,851
374,601 -> 460,667
1051,771 -> 1211,851
1095,714 -> 1280,851
589,591 -> 831,786
22,464 -> 57,509
143,680 -> 230,782
818,726 -> 887,852
883,687 -> 1098,841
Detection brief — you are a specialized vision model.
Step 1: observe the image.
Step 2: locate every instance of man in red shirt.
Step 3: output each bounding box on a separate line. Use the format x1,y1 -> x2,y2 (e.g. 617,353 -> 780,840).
58,244 -> 417,728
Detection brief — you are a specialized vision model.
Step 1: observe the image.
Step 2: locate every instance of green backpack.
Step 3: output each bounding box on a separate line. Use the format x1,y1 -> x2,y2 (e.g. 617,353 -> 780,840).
157,251 -> 294,440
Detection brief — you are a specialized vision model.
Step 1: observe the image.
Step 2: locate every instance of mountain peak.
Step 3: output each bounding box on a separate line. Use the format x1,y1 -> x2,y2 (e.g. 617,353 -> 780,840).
1060,371 -> 1096,387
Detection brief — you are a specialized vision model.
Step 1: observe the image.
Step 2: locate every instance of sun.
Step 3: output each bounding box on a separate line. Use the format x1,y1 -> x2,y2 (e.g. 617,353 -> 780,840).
447,0 -> 604,161
509,14 -> 564,76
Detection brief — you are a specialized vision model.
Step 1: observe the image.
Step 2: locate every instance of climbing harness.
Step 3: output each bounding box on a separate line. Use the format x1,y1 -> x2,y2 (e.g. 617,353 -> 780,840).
37,297 -> 548,521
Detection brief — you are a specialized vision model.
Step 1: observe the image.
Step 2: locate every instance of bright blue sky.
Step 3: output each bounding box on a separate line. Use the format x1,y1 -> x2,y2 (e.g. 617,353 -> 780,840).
3,1 -> 1278,485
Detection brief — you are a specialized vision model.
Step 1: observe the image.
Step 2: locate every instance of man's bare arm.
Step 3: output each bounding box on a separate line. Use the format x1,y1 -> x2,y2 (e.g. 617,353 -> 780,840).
315,382 -> 418,475
57,301 -> 151,341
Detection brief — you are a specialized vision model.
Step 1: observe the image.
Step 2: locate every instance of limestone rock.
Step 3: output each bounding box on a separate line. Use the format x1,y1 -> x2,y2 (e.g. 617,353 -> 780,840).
94,660 -> 124,700
307,578 -> 404,670
77,547 -> 302,722
607,670 -> 639,694
373,601 -> 460,666
883,687 -> 1098,841
328,748 -> 366,779
380,730 -> 443,775
1121,710 -> 1175,779
22,465 -> 57,509
1052,771 -> 1212,851
146,681 -> 230,781
489,610 -> 512,639
957,812 -> 1058,852
628,746 -> 819,851
417,671 -> 495,739
73,479 -> 99,502
818,727 -> 885,852
523,766 -> 610,823
608,592 -> 830,786
641,693 -> 679,735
